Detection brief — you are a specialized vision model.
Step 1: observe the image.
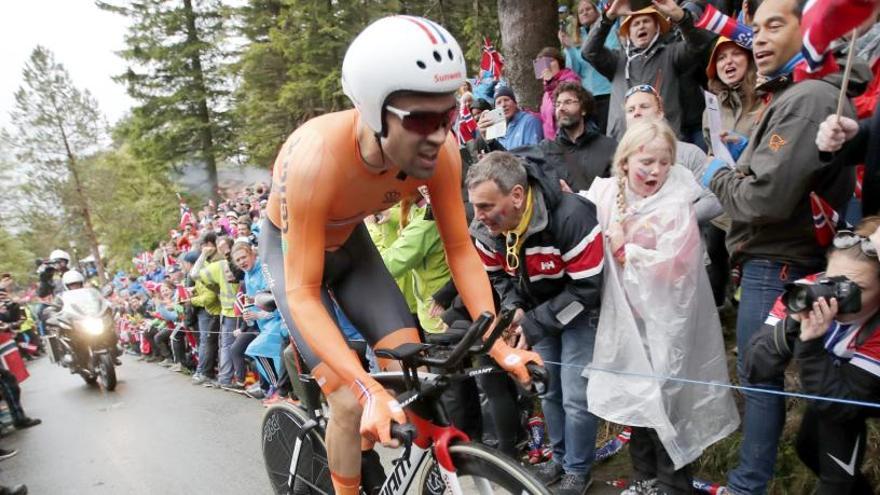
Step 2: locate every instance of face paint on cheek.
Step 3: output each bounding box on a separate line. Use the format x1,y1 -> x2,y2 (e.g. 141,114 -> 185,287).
634,168 -> 650,182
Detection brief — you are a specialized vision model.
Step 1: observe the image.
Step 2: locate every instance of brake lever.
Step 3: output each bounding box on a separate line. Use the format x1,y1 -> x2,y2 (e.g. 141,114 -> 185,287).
390,423 -> 417,464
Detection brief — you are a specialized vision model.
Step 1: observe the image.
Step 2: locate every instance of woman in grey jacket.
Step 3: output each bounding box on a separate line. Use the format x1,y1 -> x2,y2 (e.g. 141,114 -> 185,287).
583,0 -> 713,140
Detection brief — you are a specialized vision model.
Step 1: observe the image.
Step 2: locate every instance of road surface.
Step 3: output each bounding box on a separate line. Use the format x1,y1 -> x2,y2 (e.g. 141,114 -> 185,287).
3,356 -> 623,494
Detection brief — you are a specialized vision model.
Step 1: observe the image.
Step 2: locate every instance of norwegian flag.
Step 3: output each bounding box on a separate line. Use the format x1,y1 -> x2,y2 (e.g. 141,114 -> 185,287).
694,4 -> 753,48
179,200 -> 195,230
457,105 -> 477,145
162,248 -> 177,271
233,290 -> 249,317
480,37 -> 504,81
175,284 -> 193,302
142,281 -> 161,294
132,252 -> 152,275
0,333 -> 29,383
794,0 -> 877,81
810,191 -> 853,246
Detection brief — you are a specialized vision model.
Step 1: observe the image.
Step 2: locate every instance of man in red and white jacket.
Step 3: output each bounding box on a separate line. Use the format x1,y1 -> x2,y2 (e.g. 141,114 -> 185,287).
466,150 -> 604,494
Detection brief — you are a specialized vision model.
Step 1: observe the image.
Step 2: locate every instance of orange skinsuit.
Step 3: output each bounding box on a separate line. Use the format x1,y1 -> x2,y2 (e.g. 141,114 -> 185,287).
266,110 -> 535,418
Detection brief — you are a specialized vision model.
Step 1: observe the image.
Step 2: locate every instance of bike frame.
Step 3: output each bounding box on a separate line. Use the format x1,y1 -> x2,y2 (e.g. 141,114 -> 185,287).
285,364 -> 505,495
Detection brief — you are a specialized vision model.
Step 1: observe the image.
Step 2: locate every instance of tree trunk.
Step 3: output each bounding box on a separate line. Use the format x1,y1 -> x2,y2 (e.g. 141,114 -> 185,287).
183,0 -> 219,203
67,161 -> 106,284
496,0 -> 559,110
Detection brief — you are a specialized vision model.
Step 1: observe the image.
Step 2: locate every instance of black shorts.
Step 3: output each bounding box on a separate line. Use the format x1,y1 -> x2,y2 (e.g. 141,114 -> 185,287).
259,219 -> 416,374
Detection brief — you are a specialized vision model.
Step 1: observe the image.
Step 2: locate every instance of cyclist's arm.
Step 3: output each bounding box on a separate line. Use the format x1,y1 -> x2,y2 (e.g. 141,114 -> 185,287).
428,139 -> 495,320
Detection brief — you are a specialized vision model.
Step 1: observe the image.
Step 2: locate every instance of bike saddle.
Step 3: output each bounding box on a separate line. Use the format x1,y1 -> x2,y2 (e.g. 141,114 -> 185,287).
374,342 -> 430,364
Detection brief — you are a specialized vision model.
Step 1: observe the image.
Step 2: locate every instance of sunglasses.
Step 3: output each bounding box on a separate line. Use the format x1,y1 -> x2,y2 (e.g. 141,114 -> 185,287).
833,230 -> 878,258
385,105 -> 458,136
625,84 -> 660,99
505,232 -> 521,271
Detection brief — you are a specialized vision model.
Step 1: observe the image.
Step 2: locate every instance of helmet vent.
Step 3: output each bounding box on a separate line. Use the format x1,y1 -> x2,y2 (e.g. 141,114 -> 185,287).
447,49 -> 454,60
433,50 -> 442,62
416,60 -> 427,69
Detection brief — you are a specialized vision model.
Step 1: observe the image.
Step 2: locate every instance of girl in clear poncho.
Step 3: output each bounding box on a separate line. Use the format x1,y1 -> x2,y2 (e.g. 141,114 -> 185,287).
582,121 -> 739,495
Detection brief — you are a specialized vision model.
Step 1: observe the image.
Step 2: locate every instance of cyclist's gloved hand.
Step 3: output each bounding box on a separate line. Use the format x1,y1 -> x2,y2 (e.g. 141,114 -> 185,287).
349,377 -> 407,447
489,342 -> 543,385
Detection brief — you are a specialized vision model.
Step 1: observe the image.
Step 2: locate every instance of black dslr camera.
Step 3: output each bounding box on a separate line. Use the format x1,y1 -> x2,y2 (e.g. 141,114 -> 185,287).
746,275 -> 862,384
782,275 -> 862,315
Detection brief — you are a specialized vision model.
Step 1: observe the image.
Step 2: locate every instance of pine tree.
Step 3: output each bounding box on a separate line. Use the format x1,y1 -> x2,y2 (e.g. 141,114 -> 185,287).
98,0 -> 235,201
8,46 -> 108,283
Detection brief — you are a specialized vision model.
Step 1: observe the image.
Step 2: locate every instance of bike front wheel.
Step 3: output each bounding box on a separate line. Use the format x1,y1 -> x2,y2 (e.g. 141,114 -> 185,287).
414,442 -> 552,495
261,401 -> 332,495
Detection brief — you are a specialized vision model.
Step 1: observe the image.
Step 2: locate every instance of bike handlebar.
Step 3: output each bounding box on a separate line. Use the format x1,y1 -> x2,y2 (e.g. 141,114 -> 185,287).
390,422 -> 417,446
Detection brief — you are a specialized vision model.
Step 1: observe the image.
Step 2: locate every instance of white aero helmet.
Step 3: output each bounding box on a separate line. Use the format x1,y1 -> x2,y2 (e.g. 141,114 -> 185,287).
342,15 -> 467,135
62,270 -> 85,289
49,249 -> 71,263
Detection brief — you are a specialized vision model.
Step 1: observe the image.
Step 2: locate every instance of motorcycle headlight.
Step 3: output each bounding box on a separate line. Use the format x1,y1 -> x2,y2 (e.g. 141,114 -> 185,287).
80,317 -> 105,336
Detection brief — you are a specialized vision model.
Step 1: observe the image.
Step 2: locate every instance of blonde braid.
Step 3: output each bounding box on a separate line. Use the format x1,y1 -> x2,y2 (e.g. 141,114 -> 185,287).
616,171 -> 627,220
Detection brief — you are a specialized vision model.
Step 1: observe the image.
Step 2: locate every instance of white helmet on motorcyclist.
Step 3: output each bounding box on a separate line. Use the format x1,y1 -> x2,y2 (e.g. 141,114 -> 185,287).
341,15 -> 467,135
62,270 -> 85,290
49,249 -> 71,264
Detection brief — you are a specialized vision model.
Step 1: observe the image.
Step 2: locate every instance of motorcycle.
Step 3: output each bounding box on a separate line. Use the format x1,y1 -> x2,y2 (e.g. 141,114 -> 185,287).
43,287 -> 119,391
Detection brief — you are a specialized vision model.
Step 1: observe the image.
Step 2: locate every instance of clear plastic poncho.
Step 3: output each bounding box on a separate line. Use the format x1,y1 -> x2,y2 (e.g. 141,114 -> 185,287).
581,165 -> 739,469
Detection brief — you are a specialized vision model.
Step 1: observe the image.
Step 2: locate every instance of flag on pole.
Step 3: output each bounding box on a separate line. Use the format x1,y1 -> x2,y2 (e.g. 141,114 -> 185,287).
795,0 -> 877,81
457,106 -> 478,145
233,290 -> 248,317
175,284 -> 192,303
179,200 -> 195,230
809,191 -> 853,247
0,333 -> 29,383
480,37 -> 504,81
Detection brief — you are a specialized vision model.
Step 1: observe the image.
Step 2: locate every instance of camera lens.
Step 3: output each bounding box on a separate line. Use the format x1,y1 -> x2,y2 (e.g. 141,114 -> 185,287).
784,286 -> 812,313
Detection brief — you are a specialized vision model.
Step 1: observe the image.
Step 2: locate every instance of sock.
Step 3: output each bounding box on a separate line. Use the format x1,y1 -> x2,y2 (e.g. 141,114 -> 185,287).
330,472 -> 360,495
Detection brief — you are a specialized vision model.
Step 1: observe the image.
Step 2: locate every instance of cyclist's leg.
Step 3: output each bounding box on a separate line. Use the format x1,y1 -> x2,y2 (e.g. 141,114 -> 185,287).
260,219 -> 365,494
331,224 -> 420,371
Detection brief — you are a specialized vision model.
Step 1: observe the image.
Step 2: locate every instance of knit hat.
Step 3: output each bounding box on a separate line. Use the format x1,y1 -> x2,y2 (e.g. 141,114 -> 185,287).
494,85 -> 516,103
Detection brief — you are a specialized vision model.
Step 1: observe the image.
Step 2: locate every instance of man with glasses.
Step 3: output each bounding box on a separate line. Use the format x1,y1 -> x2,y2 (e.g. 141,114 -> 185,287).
260,16 -> 542,495
467,150 -> 604,495
535,81 -> 617,192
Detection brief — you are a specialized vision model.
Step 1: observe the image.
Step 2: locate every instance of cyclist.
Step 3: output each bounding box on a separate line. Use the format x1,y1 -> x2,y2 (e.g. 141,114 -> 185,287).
261,15 -> 543,495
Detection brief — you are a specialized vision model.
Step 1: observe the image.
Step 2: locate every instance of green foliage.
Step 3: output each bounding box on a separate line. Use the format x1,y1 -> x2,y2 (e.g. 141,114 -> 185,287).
98,0 -> 236,195
80,147 -> 179,270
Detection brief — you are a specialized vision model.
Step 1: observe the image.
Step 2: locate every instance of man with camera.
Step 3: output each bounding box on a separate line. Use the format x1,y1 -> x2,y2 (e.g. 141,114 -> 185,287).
746,216 -> 880,494
36,249 -> 72,298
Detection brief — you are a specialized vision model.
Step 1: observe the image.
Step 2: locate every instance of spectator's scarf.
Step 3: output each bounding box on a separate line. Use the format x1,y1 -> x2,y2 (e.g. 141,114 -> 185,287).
694,4 -> 753,49
756,52 -> 805,91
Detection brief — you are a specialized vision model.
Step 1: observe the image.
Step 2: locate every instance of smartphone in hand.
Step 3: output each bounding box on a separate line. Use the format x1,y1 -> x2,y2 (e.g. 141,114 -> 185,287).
533,57 -> 553,79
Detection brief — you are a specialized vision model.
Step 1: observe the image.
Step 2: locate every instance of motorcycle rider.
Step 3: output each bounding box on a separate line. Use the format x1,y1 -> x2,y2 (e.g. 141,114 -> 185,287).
50,271 -> 121,367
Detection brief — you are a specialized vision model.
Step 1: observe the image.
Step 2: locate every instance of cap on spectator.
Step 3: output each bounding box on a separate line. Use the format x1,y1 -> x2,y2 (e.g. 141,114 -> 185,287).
225,210 -> 237,218
620,7 -> 671,40
536,47 -> 564,67
705,36 -> 751,79
494,85 -> 516,103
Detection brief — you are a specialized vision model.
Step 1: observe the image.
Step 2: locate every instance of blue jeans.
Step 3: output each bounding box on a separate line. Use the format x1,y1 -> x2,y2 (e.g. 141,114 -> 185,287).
531,312 -> 599,476
195,309 -> 219,377
217,315 -> 239,385
727,259 -> 819,494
